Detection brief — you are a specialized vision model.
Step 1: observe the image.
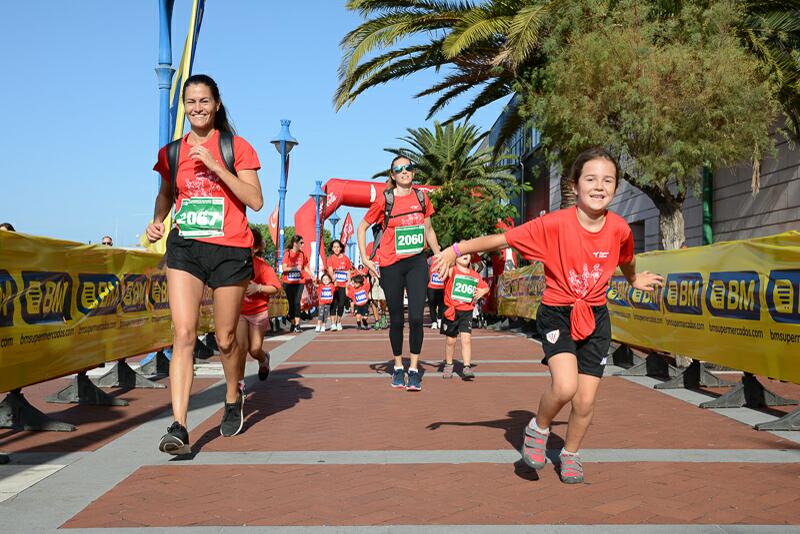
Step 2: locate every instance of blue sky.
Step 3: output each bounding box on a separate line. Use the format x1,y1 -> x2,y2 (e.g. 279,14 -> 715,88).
0,1 -> 508,246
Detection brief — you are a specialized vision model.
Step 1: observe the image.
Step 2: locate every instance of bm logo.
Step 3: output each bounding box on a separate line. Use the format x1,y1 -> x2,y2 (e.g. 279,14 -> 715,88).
122,274 -> 149,313
148,274 -> 169,310
606,276 -> 631,307
664,272 -> 703,315
705,271 -> 760,320
766,269 -> 800,324
21,271 -> 73,324
77,274 -> 120,316
0,270 -> 18,327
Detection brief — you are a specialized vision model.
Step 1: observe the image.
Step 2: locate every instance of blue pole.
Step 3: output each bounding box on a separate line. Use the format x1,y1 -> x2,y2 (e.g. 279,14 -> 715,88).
277,138 -> 288,274
314,180 -> 322,277
156,0 -> 175,151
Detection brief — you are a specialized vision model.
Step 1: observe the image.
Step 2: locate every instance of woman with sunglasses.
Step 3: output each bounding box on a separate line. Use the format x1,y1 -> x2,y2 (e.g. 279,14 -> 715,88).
282,234 -> 314,332
357,156 -> 441,391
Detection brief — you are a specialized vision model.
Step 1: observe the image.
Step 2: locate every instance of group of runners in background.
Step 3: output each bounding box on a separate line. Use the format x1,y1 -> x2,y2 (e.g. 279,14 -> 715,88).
146,74 -> 663,485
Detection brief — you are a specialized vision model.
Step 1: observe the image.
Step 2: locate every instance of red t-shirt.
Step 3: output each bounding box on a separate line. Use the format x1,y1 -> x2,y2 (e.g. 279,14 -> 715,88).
281,249 -> 308,284
317,283 -> 335,305
154,130 -> 261,248
363,189 -> 435,268
348,280 -> 371,307
428,268 -> 445,289
241,256 -> 281,315
443,267 -> 488,320
504,207 -> 634,340
326,254 -> 352,288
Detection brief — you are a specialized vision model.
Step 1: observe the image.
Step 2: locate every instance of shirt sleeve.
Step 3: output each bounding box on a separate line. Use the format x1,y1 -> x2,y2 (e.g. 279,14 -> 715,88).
618,224 -> 635,265
363,194 -> 386,226
477,276 -> 489,291
233,136 -> 261,172
263,264 -> 281,289
153,145 -> 170,183
503,218 -> 547,262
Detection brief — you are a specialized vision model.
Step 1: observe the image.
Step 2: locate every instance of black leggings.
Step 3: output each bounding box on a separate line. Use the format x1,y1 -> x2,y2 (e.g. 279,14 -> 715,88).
283,283 -> 303,321
331,286 -> 347,317
380,253 -> 428,357
427,287 -> 445,323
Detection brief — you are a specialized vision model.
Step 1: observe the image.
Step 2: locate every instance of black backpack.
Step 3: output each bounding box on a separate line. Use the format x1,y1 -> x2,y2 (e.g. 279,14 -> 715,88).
166,131 -> 237,203
370,187 -> 427,260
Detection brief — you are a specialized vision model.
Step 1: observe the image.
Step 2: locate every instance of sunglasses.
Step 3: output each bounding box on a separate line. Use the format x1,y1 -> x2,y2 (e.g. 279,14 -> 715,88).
391,163 -> 416,174
102,241 -> 112,246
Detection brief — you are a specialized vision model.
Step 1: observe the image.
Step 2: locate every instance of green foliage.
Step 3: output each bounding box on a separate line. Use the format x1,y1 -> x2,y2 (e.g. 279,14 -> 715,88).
378,120 -> 525,245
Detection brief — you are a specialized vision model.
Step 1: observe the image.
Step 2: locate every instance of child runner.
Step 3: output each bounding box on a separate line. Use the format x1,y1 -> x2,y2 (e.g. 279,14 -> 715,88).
427,256 -> 445,330
326,239 -> 351,331
282,235 -> 314,333
440,252 -> 489,380
357,156 -> 441,391
434,147 -> 662,483
237,227 -> 280,390
146,74 -> 264,451
316,273 -> 335,332
348,274 -> 372,330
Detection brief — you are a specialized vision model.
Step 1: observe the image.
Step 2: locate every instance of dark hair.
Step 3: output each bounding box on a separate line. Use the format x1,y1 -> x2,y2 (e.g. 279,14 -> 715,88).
291,235 -> 304,247
330,239 -> 345,254
352,274 -> 365,285
250,227 -> 264,249
568,147 -> 619,187
183,74 -> 236,135
0,222 -> 15,231
386,155 -> 412,192
320,272 -> 332,283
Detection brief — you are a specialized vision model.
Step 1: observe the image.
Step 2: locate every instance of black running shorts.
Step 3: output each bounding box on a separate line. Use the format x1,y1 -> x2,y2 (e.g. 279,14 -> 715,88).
440,309 -> 473,338
166,228 -> 253,289
536,303 -> 611,378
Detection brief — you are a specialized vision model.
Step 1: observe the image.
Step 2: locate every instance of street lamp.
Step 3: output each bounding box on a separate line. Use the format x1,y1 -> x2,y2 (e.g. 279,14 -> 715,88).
270,119 -> 298,273
329,210 -> 340,241
309,180 -> 326,278
347,237 -> 356,265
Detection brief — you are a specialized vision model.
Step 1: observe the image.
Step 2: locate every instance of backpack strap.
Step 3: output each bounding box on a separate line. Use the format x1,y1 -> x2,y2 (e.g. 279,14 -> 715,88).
218,131 -> 237,176
166,139 -> 182,204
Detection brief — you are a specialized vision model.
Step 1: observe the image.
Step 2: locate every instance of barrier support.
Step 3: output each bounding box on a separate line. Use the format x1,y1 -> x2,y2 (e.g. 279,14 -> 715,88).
755,407 -> 800,432
699,372 -> 799,410
654,359 -> 736,390
613,351 -> 680,378
0,389 -> 76,431
0,452 -> 8,464
139,350 -> 171,376
46,372 -> 129,406
94,360 -> 165,389
607,344 -> 644,368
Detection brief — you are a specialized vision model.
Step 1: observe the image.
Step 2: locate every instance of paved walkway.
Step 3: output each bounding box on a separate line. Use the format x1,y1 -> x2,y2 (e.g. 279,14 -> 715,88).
1,322 -> 800,532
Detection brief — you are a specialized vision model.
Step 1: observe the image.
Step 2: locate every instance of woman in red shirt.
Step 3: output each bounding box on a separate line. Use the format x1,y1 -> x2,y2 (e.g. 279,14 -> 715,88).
282,235 -> 314,333
357,156 -> 441,392
325,239 -> 351,331
145,74 -> 264,452
435,147 -> 662,484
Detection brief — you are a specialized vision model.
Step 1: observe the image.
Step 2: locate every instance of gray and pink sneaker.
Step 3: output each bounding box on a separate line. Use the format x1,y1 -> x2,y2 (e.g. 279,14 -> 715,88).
558,451 -> 584,484
521,425 -> 548,469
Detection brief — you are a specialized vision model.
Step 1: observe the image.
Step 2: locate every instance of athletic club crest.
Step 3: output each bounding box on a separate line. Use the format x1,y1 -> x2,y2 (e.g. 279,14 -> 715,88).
546,329 -> 560,344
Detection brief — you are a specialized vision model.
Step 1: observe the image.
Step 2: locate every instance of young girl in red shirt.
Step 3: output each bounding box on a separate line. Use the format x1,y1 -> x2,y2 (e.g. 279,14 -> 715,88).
435,147 -> 663,484
316,273 -> 335,332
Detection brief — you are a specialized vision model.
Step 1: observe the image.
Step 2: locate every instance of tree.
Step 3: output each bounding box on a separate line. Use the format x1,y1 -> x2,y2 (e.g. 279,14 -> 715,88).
377,121 -> 524,245
521,1 -> 780,249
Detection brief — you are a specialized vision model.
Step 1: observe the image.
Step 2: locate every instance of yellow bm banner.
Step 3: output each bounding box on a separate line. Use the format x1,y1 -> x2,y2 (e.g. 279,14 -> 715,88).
0,232 -> 215,392
496,262 -> 545,320
607,231 -> 800,384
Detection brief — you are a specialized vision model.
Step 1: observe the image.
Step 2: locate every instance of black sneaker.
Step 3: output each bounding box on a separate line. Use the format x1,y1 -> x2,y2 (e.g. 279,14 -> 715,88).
159,421 -> 190,455
406,370 -> 422,392
220,395 -> 244,437
258,352 -> 271,381
391,368 -> 405,388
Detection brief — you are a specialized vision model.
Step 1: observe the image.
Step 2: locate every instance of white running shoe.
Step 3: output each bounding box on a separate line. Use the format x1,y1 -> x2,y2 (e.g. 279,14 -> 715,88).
431,322 -> 438,329
315,325 -> 321,332
321,325 -> 326,332
337,323 -> 343,331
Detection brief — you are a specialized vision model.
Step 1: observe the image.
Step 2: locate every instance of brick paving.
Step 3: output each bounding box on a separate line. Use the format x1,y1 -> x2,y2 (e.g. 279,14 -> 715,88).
2,324 -> 800,530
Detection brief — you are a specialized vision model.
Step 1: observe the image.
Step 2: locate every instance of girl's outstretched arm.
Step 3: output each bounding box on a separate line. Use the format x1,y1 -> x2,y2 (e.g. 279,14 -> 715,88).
620,258 -> 664,291
434,234 -> 509,279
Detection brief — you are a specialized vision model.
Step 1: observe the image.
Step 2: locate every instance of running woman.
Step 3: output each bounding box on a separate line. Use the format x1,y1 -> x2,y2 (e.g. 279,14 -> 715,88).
326,239 -> 351,331
434,147 -> 662,483
237,227 -> 280,386
357,156 -> 441,391
146,74 -> 264,452
282,235 -> 314,333
427,255 -> 445,330
440,252 -> 489,380
316,273 -> 335,332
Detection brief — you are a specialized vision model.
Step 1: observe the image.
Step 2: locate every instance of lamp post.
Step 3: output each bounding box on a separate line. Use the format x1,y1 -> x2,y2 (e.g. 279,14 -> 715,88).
347,237 -> 356,265
309,180 -> 326,278
270,120 -> 298,273
329,210 -> 340,241
156,0 -> 175,189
